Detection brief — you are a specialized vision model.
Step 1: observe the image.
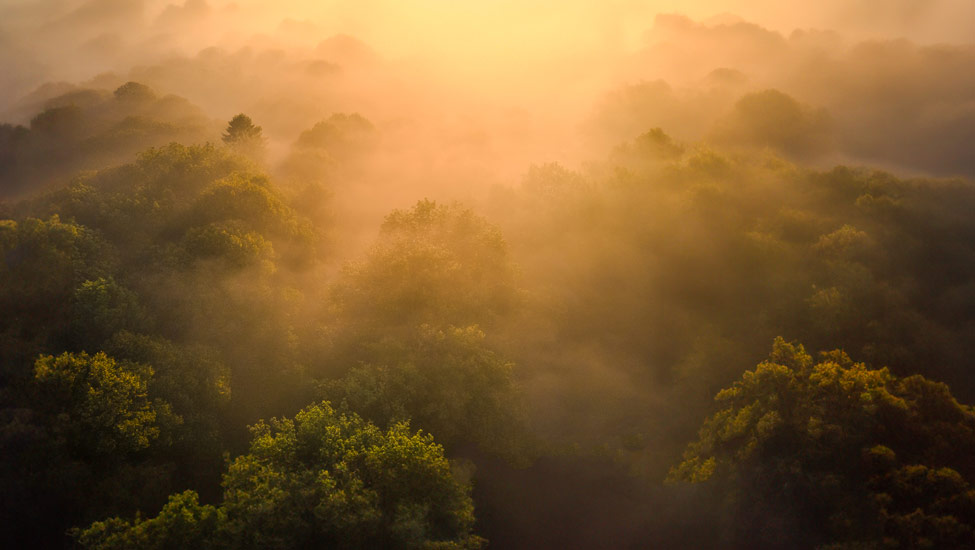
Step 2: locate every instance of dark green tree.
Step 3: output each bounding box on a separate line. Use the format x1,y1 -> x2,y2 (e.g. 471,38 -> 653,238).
0,216 -> 114,376
30,351 -> 163,457
0,352 -> 173,547
293,113 -> 377,157
315,201 -> 526,457
708,89 -> 833,160
323,324 -> 524,456
669,338 -> 975,549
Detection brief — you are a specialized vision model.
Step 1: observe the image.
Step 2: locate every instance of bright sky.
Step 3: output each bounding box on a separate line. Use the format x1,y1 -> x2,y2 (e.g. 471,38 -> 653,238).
221,0 -> 975,54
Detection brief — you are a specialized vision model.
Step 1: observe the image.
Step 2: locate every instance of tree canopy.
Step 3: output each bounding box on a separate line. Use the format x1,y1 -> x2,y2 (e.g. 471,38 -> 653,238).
669,338 -> 975,549
3,68 -> 975,550
77,402 -> 485,550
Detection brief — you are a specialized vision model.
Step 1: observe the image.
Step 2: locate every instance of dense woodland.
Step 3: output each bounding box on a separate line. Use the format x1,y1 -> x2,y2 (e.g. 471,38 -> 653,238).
2,81 -> 974,548
2,2 -> 975,549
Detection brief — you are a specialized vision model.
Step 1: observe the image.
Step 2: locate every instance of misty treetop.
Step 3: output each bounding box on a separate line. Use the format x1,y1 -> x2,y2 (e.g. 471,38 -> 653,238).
330,199 -> 519,334
222,114 -> 266,161
0,105 -> 530,546
0,81 -> 215,198
321,324 -> 525,457
489,135 -> 975,402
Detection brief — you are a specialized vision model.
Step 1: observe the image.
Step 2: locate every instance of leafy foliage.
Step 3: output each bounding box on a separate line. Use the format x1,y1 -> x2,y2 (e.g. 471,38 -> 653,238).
4,78 -> 975,549
669,338 -> 975,549
709,89 -> 833,160
294,113 -> 378,157
331,199 -> 518,334
0,82 -> 213,198
323,325 -> 523,455
78,402 -> 485,550
0,216 -> 114,373
32,351 -> 162,457
316,200 -> 526,456
0,352 -> 174,547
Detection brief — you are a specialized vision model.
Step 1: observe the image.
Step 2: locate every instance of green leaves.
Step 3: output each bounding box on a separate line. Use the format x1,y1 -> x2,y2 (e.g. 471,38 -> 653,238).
322,325 -> 523,456
32,351 -> 160,457
79,402 -> 485,550
332,200 -> 518,334
670,338 -> 975,548
76,491 -> 225,550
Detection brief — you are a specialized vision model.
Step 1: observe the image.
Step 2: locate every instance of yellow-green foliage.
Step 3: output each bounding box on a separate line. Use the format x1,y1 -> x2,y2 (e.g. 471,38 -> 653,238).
78,402 -> 485,550
33,351 -> 161,455
669,337 -> 975,548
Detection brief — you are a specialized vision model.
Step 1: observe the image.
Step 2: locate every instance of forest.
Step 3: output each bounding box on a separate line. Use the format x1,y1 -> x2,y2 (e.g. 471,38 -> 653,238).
1,1 -> 974,549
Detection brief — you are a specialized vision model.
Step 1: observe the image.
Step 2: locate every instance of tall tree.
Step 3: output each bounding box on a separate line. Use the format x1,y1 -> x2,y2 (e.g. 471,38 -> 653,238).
221,114 -> 266,161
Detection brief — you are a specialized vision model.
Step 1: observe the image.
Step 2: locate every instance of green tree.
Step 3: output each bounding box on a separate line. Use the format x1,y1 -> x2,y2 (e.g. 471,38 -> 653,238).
709,89 -> 833,160
330,200 -> 519,336
113,82 -> 157,104
76,491 -> 224,550
669,338 -> 975,549
104,331 -> 231,487
31,351 -> 163,457
78,402 -> 485,550
0,352 -> 173,547
222,114 -> 266,161
0,216 -> 114,376
277,112 -> 377,189
323,324 -> 524,456
30,105 -> 84,140
293,113 -> 378,158
69,277 -> 148,350
314,201 -> 526,457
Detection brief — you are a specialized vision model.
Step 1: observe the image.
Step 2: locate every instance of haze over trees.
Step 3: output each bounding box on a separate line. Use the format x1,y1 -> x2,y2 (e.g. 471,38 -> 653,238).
222,114 -> 266,162
1,1 -> 974,549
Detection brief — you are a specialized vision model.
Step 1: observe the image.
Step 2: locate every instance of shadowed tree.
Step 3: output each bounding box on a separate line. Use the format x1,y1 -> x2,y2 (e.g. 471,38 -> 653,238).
221,114 -> 266,161
113,82 -> 156,104
0,352 -> 174,548
669,338 -> 975,549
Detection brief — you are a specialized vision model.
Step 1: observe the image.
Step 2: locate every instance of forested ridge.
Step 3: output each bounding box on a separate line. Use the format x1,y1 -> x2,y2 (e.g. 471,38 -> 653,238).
2,3 -> 975,549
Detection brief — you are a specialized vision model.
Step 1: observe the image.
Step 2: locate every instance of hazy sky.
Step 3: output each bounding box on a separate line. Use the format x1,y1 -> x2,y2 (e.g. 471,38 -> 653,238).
200,0 -> 975,50
161,1 -> 975,75
3,1 -> 972,89
1,0 -> 972,178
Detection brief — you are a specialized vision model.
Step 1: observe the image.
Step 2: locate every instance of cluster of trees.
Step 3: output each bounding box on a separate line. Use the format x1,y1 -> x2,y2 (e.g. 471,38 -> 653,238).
670,338 -> 975,549
481,129 -> 975,546
491,129 -> 975,406
0,82 -> 215,198
0,100 -> 527,547
78,402 -> 484,550
2,89 -> 975,548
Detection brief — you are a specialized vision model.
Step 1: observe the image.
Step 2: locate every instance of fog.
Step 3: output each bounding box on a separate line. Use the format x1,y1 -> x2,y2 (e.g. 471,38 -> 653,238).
2,2 -> 975,549
3,1 -> 974,183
